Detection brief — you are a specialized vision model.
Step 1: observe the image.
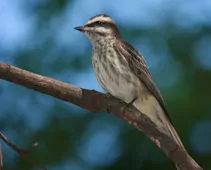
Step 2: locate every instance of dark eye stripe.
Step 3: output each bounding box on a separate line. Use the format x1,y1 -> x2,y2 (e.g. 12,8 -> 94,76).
86,21 -> 118,28
85,23 -> 95,27
86,21 -> 105,27
85,21 -> 121,37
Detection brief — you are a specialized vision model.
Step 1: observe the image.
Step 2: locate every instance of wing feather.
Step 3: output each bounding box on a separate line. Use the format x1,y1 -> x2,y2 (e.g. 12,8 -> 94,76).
117,41 -> 172,123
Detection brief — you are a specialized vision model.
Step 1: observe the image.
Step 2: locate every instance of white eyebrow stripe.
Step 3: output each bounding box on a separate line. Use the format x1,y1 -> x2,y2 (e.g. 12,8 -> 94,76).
87,16 -> 115,25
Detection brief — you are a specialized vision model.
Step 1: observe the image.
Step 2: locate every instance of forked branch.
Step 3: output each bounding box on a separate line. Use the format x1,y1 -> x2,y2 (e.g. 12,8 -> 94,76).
0,132 -> 46,170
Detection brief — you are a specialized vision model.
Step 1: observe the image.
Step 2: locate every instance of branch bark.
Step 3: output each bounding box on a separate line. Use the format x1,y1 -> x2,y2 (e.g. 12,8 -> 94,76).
0,62 -> 202,170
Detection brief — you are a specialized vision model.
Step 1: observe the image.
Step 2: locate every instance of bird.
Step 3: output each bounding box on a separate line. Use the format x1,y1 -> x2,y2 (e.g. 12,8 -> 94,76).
74,14 -> 188,168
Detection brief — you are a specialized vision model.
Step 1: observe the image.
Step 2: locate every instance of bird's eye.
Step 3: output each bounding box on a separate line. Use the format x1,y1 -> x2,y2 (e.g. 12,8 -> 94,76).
95,21 -> 104,25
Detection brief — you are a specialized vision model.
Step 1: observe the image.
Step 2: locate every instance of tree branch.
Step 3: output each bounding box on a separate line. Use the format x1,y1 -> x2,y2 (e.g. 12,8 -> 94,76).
0,62 -> 202,170
0,132 -> 46,170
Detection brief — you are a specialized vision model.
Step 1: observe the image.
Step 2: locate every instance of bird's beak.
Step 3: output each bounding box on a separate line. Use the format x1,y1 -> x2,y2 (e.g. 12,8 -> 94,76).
74,26 -> 85,32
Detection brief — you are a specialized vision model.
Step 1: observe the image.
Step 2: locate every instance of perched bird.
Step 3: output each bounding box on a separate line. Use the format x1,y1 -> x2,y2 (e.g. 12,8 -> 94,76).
74,14 -> 187,168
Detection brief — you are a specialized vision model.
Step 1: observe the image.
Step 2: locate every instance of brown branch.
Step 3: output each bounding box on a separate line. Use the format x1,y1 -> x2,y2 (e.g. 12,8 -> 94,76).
0,62 -> 203,170
0,132 -> 46,170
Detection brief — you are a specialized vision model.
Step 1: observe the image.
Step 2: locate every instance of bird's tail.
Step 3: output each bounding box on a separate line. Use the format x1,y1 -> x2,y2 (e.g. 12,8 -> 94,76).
133,95 -> 185,150
166,121 -> 186,150
133,95 -> 202,170
166,124 -> 203,170
174,154 -> 202,170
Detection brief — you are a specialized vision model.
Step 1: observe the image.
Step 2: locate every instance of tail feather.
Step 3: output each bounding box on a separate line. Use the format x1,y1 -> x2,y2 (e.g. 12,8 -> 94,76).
132,94 -> 202,169
133,95 -> 185,149
175,155 -> 202,170
167,120 -> 186,150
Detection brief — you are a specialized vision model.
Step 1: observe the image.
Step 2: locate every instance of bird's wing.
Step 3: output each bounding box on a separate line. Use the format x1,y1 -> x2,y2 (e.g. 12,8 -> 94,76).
116,40 -> 171,122
116,41 -> 188,150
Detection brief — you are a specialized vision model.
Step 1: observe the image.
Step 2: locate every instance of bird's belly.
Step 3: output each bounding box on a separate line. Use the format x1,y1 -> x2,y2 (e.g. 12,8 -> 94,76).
93,56 -> 144,103
104,74 -> 136,103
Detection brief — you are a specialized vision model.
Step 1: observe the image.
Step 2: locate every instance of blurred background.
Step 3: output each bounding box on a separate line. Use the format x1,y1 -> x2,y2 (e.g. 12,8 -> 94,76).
0,0 -> 211,169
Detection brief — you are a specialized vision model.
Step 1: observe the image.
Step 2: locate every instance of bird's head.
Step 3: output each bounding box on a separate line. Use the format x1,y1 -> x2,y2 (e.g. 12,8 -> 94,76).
74,14 -> 121,45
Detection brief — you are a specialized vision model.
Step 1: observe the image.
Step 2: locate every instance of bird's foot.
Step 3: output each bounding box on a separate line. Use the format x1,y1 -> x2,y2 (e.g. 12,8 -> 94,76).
127,97 -> 138,106
105,93 -> 114,99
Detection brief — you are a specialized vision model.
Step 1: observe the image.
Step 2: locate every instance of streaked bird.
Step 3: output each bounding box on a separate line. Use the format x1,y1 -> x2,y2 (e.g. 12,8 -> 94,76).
74,14 -> 195,169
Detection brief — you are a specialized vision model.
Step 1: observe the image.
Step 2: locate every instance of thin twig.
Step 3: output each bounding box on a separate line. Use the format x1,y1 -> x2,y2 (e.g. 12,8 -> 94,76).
0,132 -> 46,170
